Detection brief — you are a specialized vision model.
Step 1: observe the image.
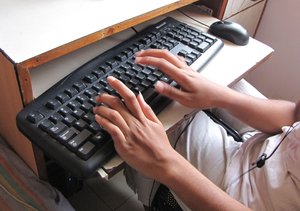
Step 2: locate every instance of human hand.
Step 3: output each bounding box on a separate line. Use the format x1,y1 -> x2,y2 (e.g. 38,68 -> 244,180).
93,76 -> 179,181
135,49 -> 228,109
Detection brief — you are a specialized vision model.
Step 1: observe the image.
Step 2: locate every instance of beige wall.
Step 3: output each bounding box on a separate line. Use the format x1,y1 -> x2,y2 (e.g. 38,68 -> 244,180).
245,0 -> 300,102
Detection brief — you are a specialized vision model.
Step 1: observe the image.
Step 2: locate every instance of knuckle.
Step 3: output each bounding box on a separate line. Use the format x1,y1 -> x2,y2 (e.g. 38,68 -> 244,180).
109,110 -> 120,121
126,92 -> 136,102
160,59 -> 169,67
110,127 -> 120,138
163,84 -> 173,96
161,49 -> 169,55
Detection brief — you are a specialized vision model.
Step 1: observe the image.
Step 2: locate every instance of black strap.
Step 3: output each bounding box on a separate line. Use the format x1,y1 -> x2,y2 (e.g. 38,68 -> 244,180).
203,110 -> 243,142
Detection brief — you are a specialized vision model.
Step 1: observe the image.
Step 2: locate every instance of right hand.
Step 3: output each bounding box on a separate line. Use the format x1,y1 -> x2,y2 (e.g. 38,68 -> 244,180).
135,49 -> 228,109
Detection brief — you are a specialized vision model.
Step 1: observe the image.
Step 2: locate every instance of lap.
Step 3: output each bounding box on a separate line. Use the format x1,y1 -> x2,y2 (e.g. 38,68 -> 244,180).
124,110 -> 242,206
168,110 -> 242,187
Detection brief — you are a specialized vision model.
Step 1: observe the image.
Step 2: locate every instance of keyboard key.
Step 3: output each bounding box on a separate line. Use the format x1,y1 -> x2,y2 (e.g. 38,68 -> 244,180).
39,119 -> 54,131
196,41 -> 210,53
91,131 -> 110,147
92,69 -> 105,78
63,115 -> 76,126
49,122 -> 67,138
58,106 -> 72,117
56,93 -> 70,103
68,100 -> 81,110
98,64 -> 111,73
73,81 -> 87,92
76,94 -> 89,103
49,113 -> 63,123
46,99 -> 61,110
81,102 -> 93,112
89,122 -> 101,134
68,129 -> 92,152
115,53 -> 127,62
178,49 -> 188,58
83,74 -> 97,83
58,128 -> 77,144
92,83 -> 103,92
65,87 -> 78,97
74,119 -> 88,131
72,108 -> 85,119
106,59 -> 118,68
83,112 -> 95,124
77,141 -> 97,160
27,111 -> 44,123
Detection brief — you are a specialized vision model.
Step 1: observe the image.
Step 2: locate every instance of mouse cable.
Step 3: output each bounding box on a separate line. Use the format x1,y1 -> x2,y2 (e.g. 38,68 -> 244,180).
228,121 -> 299,187
131,26 -> 138,34
177,8 -> 210,29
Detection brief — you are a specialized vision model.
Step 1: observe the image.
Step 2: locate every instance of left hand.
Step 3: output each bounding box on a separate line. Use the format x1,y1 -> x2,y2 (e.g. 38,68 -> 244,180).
93,76 -> 178,181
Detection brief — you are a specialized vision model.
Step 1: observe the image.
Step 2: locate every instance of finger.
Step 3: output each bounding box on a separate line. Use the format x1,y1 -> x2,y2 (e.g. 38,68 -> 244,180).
136,92 -> 160,124
95,93 -> 132,120
107,76 -> 145,120
135,52 -> 191,86
155,81 -> 188,104
136,49 -> 188,69
94,114 -> 128,152
93,105 -> 130,133
177,56 -> 185,62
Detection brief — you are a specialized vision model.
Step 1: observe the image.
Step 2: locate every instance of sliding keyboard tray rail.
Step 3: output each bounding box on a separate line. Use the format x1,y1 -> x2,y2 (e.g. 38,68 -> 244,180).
17,17 -> 223,178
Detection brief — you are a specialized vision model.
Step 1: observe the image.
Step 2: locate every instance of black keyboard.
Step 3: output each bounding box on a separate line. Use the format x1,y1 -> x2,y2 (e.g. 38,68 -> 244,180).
16,17 -> 223,178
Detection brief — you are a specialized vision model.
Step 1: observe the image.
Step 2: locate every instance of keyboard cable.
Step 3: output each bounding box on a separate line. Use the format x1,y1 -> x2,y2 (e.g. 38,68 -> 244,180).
177,8 -> 210,29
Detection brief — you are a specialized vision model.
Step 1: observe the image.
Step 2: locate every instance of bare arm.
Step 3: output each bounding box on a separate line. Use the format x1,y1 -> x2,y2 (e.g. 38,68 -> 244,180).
135,49 -> 298,134
217,90 -> 296,133
162,151 -> 250,211
93,76 -> 250,211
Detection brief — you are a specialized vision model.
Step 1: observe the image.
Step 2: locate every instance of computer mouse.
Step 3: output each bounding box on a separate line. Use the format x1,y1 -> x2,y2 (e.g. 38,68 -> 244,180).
209,21 -> 249,46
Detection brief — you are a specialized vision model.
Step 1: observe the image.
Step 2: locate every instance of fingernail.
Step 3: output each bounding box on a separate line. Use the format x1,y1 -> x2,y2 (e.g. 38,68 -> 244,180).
135,57 -> 141,63
154,81 -> 164,92
107,76 -> 116,82
138,91 -> 145,101
135,50 -> 143,56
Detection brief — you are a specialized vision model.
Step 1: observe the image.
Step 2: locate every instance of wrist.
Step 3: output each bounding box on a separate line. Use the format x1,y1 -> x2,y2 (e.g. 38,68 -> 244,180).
157,151 -> 191,187
213,86 -> 240,109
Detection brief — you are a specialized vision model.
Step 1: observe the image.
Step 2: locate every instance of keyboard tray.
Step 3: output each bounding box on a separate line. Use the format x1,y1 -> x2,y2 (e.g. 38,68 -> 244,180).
17,17 -> 223,178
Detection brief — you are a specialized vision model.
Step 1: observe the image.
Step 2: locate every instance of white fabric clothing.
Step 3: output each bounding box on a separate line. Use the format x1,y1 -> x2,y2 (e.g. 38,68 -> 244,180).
125,110 -> 300,210
224,121 -> 300,210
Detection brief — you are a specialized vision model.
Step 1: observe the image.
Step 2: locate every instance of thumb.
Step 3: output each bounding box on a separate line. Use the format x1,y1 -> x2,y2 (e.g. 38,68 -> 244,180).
155,81 -> 185,102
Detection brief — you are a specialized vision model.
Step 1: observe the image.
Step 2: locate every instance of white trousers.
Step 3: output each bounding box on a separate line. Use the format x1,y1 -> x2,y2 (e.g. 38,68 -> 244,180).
124,110 -> 242,209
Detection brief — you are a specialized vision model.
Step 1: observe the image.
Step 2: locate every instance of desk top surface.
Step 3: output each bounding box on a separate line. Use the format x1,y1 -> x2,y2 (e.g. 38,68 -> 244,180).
0,0 -> 199,65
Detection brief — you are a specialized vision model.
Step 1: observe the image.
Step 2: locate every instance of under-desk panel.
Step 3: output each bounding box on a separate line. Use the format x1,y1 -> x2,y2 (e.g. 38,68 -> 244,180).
30,29 -> 137,98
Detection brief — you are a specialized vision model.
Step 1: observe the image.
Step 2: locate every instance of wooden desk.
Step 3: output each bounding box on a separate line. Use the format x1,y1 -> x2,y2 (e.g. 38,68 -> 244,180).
0,1 -> 270,179
0,0 -> 208,177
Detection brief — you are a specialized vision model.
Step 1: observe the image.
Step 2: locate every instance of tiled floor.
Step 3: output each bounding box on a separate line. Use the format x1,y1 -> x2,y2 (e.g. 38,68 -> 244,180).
68,170 -> 144,211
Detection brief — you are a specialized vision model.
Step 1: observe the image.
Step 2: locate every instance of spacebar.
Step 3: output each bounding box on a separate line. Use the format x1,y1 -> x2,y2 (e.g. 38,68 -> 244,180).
142,87 -> 158,103
148,95 -> 173,115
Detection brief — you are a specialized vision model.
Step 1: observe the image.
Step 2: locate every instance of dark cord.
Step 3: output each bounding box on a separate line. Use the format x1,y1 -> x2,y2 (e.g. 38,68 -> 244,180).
173,114 -> 196,150
131,27 -> 138,34
229,122 -> 299,187
177,9 -> 210,29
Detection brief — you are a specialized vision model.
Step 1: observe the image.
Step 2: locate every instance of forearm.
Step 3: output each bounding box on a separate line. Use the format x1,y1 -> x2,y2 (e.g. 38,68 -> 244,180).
215,87 -> 296,134
161,152 -> 250,211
